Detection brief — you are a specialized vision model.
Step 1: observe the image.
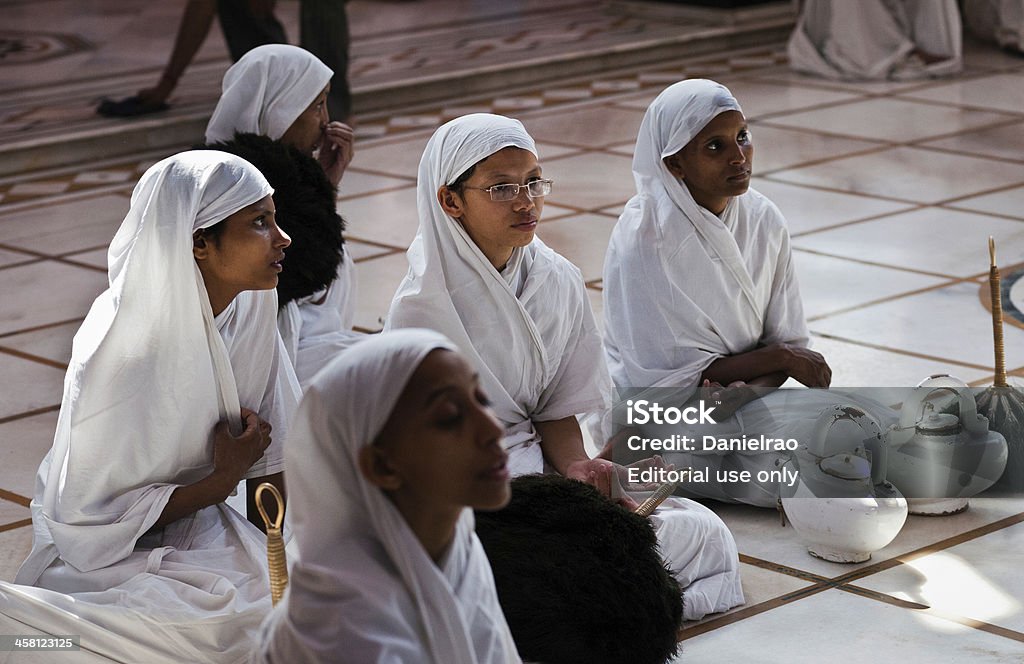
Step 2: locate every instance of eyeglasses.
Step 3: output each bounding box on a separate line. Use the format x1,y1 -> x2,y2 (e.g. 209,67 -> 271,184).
463,179 -> 553,202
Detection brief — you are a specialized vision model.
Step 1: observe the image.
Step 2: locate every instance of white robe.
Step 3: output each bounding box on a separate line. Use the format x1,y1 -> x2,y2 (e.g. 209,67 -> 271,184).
206,44 -> 361,386
387,113 -> 744,621
0,152 -> 301,664
788,0 -> 963,80
964,0 -> 1024,52
256,330 -> 521,664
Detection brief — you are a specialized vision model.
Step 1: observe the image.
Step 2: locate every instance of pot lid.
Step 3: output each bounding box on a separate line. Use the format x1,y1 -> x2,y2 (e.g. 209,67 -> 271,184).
819,454 -> 871,480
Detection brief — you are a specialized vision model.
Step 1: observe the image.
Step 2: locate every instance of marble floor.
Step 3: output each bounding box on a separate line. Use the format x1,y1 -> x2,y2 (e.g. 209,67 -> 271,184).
3,1 -> 1024,662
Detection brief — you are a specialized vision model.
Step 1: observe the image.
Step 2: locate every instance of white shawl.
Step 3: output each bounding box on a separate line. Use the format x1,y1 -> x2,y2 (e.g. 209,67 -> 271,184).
385,114 -> 609,475
603,79 -> 809,397
16,151 -> 301,583
257,329 -> 521,664
205,44 -> 332,144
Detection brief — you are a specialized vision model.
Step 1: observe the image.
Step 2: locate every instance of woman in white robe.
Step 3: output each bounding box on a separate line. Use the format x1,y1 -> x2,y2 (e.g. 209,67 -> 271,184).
603,79 -> 898,508
256,329 -> 520,664
788,0 -> 963,80
0,151 -> 300,663
207,44 -> 360,386
386,112 -> 743,621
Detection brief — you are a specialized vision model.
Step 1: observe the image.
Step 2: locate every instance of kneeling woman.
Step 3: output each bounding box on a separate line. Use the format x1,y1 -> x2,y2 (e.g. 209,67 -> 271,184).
0,152 -> 300,662
386,113 -> 743,621
257,329 -> 520,663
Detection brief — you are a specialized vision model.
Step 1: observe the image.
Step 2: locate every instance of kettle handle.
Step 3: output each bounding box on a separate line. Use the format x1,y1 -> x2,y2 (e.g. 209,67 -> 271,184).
899,383 -> 979,430
811,405 -> 887,485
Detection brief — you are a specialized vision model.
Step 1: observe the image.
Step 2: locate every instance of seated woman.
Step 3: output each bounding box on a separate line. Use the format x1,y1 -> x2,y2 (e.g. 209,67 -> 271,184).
205,44 -> 360,387
386,113 -> 743,621
789,0 -> 963,80
256,329 -> 520,664
603,79 -> 901,507
0,152 -> 300,662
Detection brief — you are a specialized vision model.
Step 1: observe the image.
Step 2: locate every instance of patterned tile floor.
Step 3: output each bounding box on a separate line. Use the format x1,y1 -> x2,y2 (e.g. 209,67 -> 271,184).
3,2 -> 1024,662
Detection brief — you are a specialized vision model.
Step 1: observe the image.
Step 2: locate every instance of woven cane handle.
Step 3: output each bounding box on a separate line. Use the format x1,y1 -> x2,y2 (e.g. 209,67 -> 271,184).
256,482 -> 288,605
990,237 -> 1007,388
634,482 -> 677,518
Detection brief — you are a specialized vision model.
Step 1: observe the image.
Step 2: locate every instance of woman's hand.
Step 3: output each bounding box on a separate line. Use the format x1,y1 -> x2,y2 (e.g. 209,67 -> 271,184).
211,407 -> 272,490
617,455 -> 674,491
566,458 -> 639,511
318,121 -> 356,188
778,344 -> 832,388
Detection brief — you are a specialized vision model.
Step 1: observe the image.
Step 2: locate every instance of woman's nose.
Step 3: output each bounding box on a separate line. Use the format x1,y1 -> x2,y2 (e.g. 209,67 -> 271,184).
274,224 -> 291,248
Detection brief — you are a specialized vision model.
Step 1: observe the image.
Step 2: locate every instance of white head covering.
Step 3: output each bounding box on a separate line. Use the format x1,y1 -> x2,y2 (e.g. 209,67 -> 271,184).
19,151 -> 299,580
386,114 -> 609,474
259,329 -> 521,664
205,44 -> 332,143
603,79 -> 808,395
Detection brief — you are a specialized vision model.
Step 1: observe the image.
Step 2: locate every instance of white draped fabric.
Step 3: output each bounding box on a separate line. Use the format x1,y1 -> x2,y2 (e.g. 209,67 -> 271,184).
256,329 -> 521,664
386,113 -> 743,621
207,44 -> 360,386
964,0 -> 1024,52
788,0 -> 963,80
0,152 -> 301,663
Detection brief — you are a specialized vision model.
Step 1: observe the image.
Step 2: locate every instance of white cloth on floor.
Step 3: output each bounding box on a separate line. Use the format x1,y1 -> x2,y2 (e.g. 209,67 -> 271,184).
206,44 -> 332,144
0,151 -> 301,664
387,113 -> 743,621
964,0 -> 1024,52
788,0 -> 963,80
278,257 -> 362,388
256,329 -> 521,664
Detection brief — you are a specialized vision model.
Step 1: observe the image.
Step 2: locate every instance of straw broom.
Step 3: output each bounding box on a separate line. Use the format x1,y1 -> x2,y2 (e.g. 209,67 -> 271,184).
255,482 -> 288,605
976,237 -> 1024,493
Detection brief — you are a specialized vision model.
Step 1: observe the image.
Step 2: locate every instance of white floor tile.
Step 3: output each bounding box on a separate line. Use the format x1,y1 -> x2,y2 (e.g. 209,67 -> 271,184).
902,72 -> 1024,115
339,186 -> 418,249
747,123 -> 882,174
0,321 -> 79,366
524,106 -> 646,149
0,354 -> 63,420
0,410 -> 59,499
949,185 -> 1024,221
535,213 -> 616,282
543,152 -> 636,210
0,526 -> 33,583
0,261 -> 106,336
752,179 -> 913,235
922,121 -> 1024,164
351,252 -> 412,332
0,194 -> 127,255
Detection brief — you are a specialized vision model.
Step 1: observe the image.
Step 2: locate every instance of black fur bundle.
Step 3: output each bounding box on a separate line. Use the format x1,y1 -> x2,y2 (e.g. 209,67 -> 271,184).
200,133 -> 345,308
475,474 -> 683,664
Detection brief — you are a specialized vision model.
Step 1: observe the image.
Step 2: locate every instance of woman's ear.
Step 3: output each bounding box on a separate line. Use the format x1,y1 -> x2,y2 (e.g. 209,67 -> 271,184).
358,445 -> 403,491
663,153 -> 685,180
437,185 -> 465,218
192,231 -> 210,261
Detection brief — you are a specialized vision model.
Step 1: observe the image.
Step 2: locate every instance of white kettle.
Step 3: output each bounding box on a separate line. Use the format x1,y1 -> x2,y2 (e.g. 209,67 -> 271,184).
781,405 -> 909,563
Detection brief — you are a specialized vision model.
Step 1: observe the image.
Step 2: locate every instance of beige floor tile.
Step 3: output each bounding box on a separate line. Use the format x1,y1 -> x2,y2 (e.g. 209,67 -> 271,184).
523,106 -> 646,149
0,321 -> 78,366
0,354 -> 64,419
0,410 -> 58,499
807,335 -> 990,389
922,121 -> 1024,164
351,253 -> 412,332
811,281 -> 1024,370
715,497 -> 1024,581
766,97 -> 1015,143
858,521 -> 1024,634
543,152 -> 636,210
677,587 -> 1024,663
771,145 -> 1024,205
585,287 -> 604,335
792,207 -> 1024,278
683,561 -> 813,631
752,179 -> 913,235
345,240 -> 398,263
0,194 -> 127,255
0,526 -> 33,583
949,185 -> 1024,221
60,247 -> 107,270
537,202 -> 579,222
755,69 -> 954,95
0,249 -> 37,269
535,213 -> 616,282
0,261 -> 106,336
793,251 -> 948,319
0,496 -> 29,527
339,186 -> 419,250
352,135 -> 431,179
902,72 -> 1024,115
337,169 -> 415,200
747,123 -> 883,174
714,78 -> 864,119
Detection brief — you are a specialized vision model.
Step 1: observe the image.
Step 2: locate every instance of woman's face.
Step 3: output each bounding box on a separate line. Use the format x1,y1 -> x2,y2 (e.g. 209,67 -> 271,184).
663,110 -> 753,215
439,146 -> 544,270
193,194 -> 291,314
280,84 -> 329,155
367,349 -> 510,514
